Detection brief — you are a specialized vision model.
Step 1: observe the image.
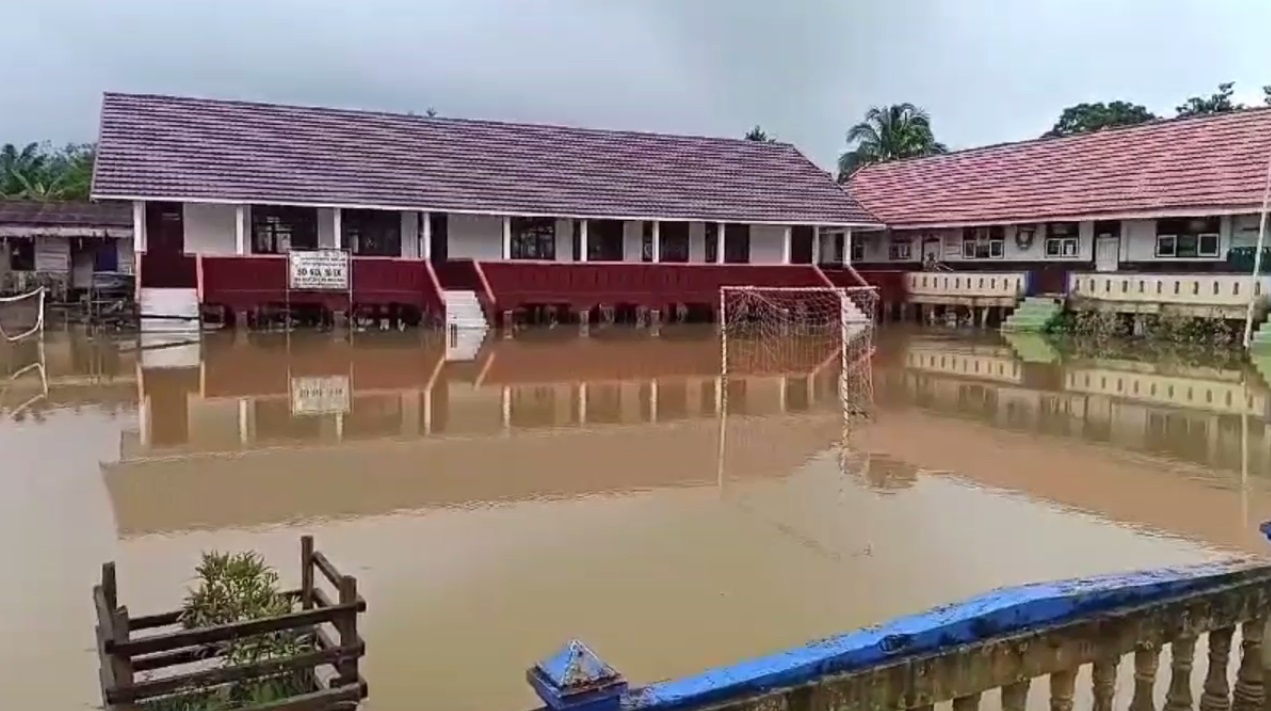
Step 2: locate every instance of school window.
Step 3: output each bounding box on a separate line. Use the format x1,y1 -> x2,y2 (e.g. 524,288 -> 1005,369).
723,224 -> 750,264
961,226 -> 1004,259
7,238 -> 35,271
849,235 -> 865,261
251,205 -> 319,254
1155,217 -> 1220,258
1044,222 -> 1080,258
888,240 -> 912,260
659,221 -> 690,262
704,223 -> 719,263
342,209 -> 401,257
509,217 -> 556,260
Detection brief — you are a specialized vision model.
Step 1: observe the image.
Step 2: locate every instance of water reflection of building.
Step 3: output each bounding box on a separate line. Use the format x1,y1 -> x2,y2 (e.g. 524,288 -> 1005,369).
881,336 -> 1271,479
104,332 -> 852,536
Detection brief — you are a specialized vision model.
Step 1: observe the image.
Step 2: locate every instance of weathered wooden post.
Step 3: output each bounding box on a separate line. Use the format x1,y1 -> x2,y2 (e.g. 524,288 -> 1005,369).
337,574 -> 361,688
301,535 -> 315,610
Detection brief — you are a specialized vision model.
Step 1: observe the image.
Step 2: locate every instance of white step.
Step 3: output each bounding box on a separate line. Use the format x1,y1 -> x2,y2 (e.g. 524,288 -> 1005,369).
139,288 -> 200,333
443,290 -> 490,330
445,326 -> 487,362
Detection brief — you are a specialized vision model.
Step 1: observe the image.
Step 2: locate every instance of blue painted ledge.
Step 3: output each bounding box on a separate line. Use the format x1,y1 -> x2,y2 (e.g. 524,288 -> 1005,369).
528,559 -> 1269,711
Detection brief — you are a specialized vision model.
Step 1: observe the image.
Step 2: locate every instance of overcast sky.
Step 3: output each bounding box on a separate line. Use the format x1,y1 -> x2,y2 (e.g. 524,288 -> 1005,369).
3,0 -> 1270,169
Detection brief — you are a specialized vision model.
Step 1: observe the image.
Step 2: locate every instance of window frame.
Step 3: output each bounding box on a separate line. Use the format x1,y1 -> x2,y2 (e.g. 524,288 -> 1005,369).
251,205 -> 319,254
849,235 -> 865,262
1043,222 -> 1081,259
7,238 -> 35,271
887,241 -> 912,261
1155,217 -> 1221,259
342,209 -> 402,257
961,226 -> 1005,260
509,217 -> 556,261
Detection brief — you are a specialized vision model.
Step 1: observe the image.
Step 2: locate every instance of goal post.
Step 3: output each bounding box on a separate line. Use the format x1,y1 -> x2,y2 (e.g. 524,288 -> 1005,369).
0,287 -> 46,343
719,285 -> 877,418
716,284 -> 878,491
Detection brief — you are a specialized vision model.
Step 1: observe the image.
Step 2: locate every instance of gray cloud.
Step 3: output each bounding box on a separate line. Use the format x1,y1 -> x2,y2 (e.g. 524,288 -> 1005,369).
2,0 -> 1269,168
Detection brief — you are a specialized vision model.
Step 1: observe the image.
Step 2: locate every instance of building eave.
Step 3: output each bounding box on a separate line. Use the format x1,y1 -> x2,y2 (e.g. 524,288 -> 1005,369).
879,203 -> 1265,231
91,192 -> 880,229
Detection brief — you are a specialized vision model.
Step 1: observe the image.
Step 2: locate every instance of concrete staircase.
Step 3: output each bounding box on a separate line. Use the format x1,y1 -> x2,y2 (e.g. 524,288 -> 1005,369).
443,290 -> 490,362
1001,297 -> 1062,333
1002,332 -> 1062,364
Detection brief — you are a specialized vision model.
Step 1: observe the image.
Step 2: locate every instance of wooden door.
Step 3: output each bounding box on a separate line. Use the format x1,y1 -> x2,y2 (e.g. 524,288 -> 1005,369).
144,202 -> 185,255
428,213 -> 449,263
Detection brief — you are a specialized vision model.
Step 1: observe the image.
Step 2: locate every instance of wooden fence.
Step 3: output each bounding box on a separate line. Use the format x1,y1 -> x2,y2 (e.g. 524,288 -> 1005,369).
94,535 -> 367,711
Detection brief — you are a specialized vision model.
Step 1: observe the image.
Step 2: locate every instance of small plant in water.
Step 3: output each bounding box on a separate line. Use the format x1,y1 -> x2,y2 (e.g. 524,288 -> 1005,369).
147,552 -> 313,711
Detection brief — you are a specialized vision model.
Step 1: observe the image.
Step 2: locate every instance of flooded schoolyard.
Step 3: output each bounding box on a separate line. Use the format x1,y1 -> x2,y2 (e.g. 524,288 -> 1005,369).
0,326 -> 1267,710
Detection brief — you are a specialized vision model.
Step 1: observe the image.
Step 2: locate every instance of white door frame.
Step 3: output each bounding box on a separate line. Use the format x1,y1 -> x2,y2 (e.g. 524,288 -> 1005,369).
1095,235 -> 1120,272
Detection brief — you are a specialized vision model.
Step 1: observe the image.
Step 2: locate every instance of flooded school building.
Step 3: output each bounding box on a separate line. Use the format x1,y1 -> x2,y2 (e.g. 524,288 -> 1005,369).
6,93 -> 1271,710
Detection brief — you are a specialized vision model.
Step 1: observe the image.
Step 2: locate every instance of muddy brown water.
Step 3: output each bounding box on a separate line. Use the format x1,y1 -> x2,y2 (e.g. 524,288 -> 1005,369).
0,327 -> 1266,710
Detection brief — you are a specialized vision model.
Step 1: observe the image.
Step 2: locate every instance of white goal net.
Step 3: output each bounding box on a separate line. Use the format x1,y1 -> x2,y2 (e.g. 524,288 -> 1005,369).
0,288 -> 46,342
719,286 -> 876,423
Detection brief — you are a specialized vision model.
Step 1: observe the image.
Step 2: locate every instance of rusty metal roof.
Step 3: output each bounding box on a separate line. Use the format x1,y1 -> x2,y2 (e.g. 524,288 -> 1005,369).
0,200 -> 130,228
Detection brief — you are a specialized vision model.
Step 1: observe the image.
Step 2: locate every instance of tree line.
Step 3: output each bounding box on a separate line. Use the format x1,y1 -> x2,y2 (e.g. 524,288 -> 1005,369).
744,81 -> 1271,183
0,142 -> 95,201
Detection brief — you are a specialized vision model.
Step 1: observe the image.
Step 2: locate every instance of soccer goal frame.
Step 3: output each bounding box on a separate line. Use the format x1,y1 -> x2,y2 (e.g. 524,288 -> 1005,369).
0,287 -> 46,343
718,284 -> 877,420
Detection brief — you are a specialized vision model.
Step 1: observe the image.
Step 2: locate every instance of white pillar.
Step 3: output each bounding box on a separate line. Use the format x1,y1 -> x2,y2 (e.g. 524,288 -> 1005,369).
421,211 -> 432,260
132,201 -> 147,252
332,208 -> 343,250
844,228 -> 853,265
782,225 -> 792,265
502,217 -> 512,260
580,220 -> 589,262
716,222 -> 725,264
651,221 -> 661,263
813,226 -> 822,265
235,205 -> 247,255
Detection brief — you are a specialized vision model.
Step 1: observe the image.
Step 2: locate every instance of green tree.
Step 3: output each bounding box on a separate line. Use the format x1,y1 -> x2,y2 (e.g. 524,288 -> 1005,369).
744,125 -> 776,142
836,103 -> 946,182
1044,101 -> 1157,138
0,142 -> 94,200
0,143 -> 48,196
1176,81 -> 1243,117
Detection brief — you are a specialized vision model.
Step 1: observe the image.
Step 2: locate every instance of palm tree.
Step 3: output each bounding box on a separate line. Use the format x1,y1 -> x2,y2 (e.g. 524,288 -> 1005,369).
836,104 -> 947,182
0,143 -> 49,197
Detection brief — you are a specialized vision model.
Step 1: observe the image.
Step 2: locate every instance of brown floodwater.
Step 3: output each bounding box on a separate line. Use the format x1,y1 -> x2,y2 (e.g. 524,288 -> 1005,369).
0,326 -> 1267,710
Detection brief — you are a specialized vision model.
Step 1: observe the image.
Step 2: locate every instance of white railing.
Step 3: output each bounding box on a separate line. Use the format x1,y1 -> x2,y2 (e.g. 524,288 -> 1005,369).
1069,273 -> 1271,307
905,272 -> 1028,299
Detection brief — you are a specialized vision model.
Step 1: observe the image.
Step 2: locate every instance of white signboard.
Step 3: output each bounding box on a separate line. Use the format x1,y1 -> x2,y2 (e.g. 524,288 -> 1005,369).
288,250 -> 350,291
290,375 -> 351,416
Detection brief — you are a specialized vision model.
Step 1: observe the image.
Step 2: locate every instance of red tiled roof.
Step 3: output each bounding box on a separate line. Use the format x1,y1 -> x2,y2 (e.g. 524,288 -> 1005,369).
0,200 -> 130,227
92,93 -> 877,226
847,109 -> 1271,228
